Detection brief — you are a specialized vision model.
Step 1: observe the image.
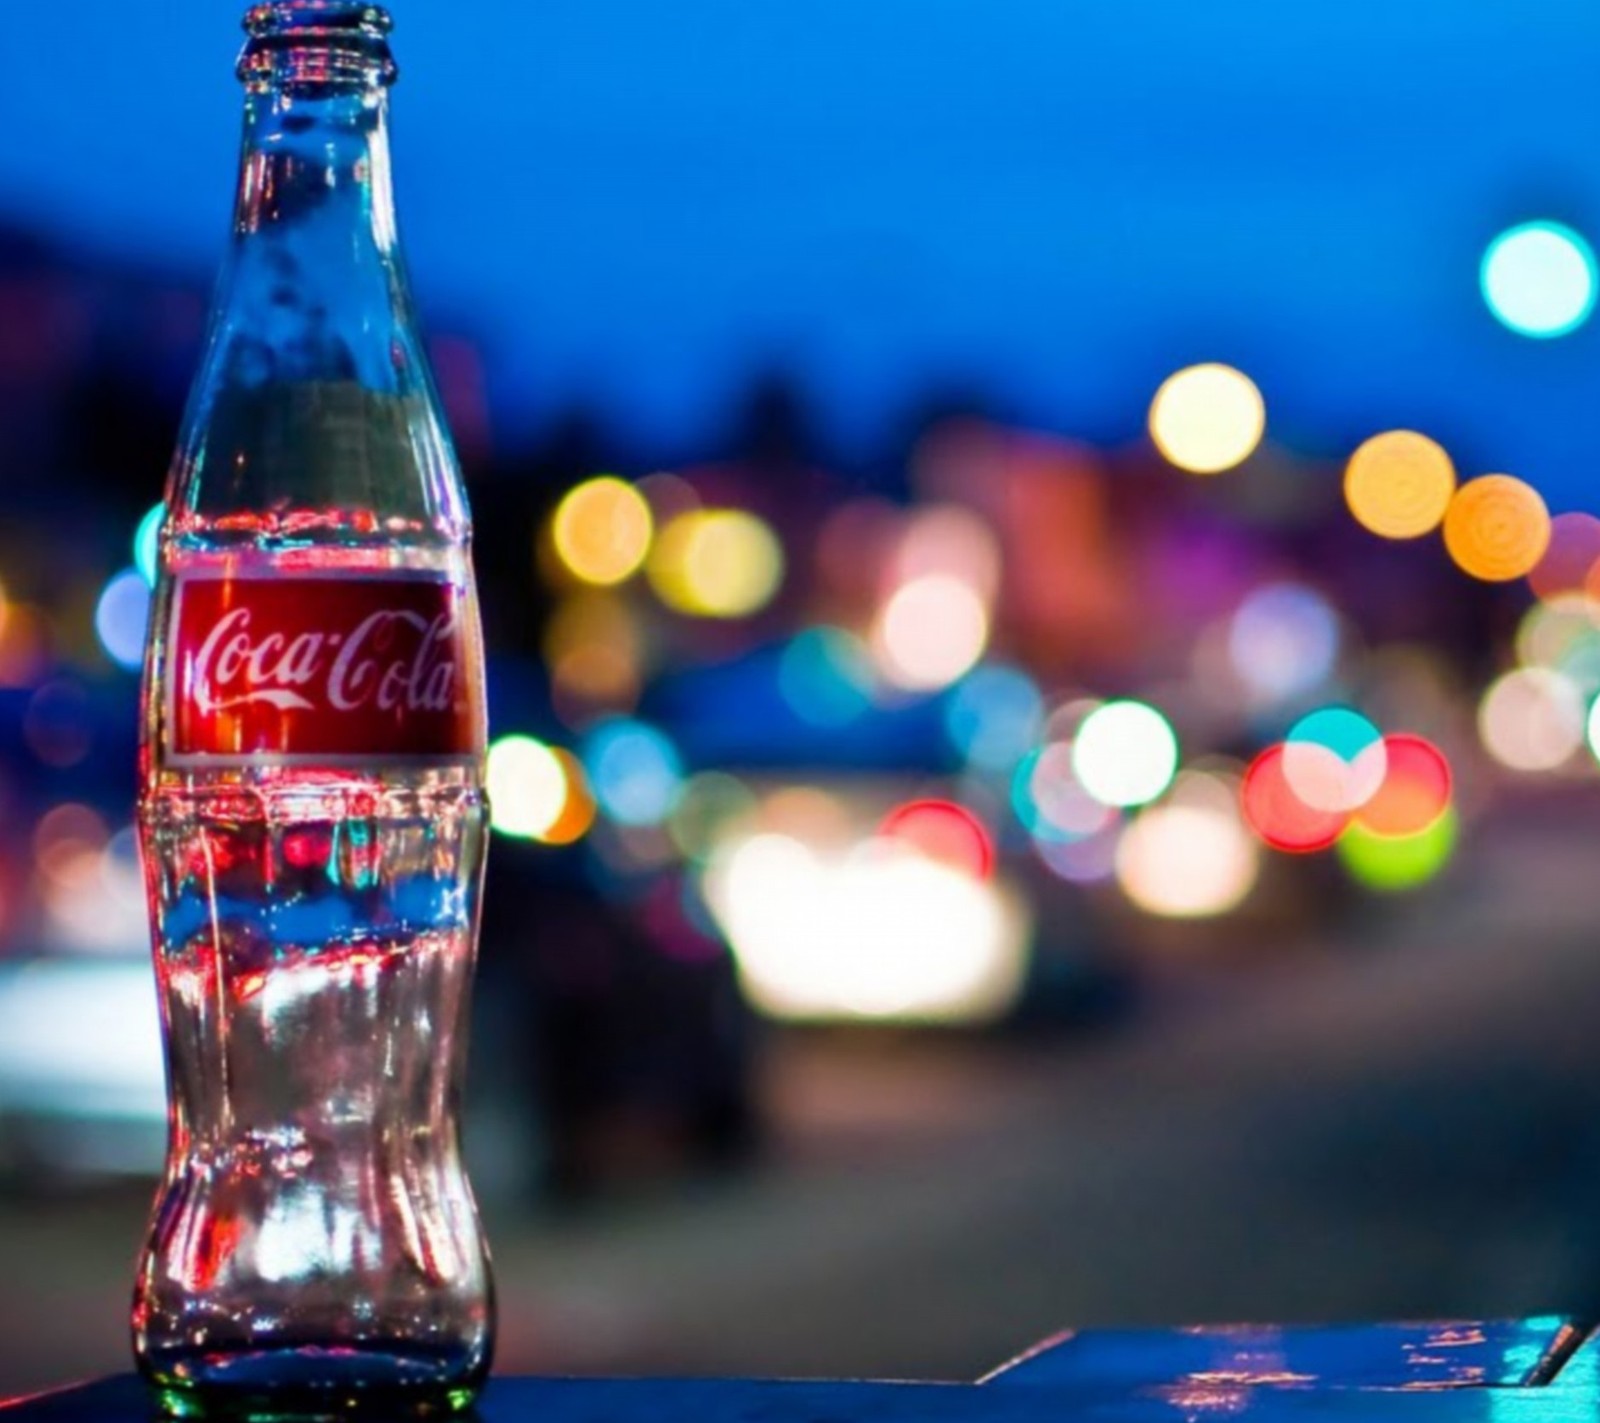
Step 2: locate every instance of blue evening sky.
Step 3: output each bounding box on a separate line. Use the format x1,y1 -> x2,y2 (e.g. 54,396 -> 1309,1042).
1,2 -> 1598,502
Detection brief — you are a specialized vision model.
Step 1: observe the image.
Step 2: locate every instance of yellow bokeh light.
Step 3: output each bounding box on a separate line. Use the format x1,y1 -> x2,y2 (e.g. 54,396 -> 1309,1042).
647,509 -> 785,618
1343,430 -> 1456,539
1443,474 -> 1552,582
550,476 -> 654,586
1148,363 -> 1266,475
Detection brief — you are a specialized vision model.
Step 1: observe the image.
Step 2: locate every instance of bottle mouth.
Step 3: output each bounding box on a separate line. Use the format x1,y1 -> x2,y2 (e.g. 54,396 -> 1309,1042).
239,3 -> 398,92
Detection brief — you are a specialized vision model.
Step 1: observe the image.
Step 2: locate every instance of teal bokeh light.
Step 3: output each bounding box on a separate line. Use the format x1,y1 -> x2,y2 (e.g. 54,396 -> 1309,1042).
1481,221 -> 1598,339
1285,707 -> 1382,761
134,504 -> 165,588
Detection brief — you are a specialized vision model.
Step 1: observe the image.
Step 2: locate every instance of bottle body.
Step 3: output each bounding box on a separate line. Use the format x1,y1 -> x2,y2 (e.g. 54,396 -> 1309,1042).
134,7 -> 493,1416
135,553 -> 493,1418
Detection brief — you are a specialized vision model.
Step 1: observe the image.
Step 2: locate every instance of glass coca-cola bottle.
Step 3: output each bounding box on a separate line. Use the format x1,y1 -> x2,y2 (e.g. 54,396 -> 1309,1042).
133,3 -> 494,1416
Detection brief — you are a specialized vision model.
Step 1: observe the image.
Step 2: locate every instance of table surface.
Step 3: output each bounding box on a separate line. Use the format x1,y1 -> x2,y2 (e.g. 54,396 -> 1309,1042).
5,1318 -> 1596,1421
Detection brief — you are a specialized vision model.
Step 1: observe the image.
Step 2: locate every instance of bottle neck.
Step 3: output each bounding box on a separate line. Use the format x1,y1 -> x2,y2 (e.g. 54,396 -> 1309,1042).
165,3 -> 470,549
214,75 -> 416,396
214,5 -> 413,390
234,85 -> 397,258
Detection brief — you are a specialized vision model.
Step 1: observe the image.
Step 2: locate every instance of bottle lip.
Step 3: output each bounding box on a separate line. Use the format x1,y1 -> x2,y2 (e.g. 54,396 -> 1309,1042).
238,3 -> 397,91
244,2 -> 392,37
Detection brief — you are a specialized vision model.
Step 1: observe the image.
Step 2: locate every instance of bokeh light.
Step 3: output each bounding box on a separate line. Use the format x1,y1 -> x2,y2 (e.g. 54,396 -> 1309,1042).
34,803 -> 109,883
872,573 -> 989,692
1228,582 -> 1339,705
1478,667 -> 1586,772
1516,596 -> 1600,694
45,821 -> 147,954
34,804 -> 137,953
1481,221 -> 1598,338
1070,700 -> 1178,809
1282,708 -> 1387,813
1241,744 -> 1350,853
648,508 -> 784,618
1586,696 -> 1600,767
1443,474 -> 1551,583
1337,809 -> 1458,893
944,664 -> 1044,772
1353,734 -> 1452,838
487,736 -> 571,840
550,475 -> 654,586
1528,513 -> 1600,604
894,505 -> 1002,603
94,568 -> 150,671
134,503 -> 164,587
1116,801 -> 1258,919
1148,363 -> 1266,474
581,717 -> 685,826
706,833 -> 1027,1024
880,799 -> 994,880
1032,819 -> 1122,884
667,771 -> 758,863
1014,743 -> 1116,842
779,627 -> 875,728
0,602 -> 49,689
1343,431 -> 1455,540
544,750 -> 599,845
545,591 -> 644,714
759,785 -> 856,847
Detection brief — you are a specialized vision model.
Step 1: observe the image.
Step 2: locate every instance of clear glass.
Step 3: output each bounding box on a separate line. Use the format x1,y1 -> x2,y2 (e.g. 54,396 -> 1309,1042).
133,5 -> 494,1417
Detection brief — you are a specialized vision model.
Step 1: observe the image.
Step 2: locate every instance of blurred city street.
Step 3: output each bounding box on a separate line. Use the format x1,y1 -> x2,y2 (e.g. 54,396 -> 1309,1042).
5,798 -> 1600,1398
7,1 -> 1600,1409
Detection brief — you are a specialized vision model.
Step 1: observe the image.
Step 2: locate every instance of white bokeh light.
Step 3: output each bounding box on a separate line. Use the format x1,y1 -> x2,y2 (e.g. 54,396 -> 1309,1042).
1116,802 -> 1259,919
1070,700 -> 1179,808
872,573 -> 990,692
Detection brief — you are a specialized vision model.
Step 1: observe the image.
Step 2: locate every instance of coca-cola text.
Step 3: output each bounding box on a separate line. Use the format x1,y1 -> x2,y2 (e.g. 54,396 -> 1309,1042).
167,575 -> 483,762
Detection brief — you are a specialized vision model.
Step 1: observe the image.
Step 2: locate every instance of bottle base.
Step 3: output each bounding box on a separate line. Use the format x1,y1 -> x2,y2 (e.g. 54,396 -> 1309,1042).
143,1346 -> 484,1421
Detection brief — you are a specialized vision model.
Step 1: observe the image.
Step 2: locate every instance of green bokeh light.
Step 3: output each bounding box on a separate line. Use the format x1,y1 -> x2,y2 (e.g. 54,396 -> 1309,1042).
1337,807 -> 1457,892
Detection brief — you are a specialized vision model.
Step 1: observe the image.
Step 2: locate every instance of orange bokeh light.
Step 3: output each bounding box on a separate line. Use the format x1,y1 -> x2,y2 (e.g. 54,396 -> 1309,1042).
541,749 -> 599,846
1353,734 -> 1452,838
1442,474 -> 1551,582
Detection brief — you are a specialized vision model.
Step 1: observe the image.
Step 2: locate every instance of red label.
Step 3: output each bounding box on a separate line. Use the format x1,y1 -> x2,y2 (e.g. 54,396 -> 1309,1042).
167,574 -> 484,764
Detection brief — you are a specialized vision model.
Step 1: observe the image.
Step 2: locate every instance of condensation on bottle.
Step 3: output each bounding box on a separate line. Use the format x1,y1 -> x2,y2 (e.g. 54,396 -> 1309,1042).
132,5 -> 495,1416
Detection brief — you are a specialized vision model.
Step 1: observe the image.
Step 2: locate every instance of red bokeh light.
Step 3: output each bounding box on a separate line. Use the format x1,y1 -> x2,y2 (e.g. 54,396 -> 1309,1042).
1241,745 -> 1349,853
880,799 -> 995,880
